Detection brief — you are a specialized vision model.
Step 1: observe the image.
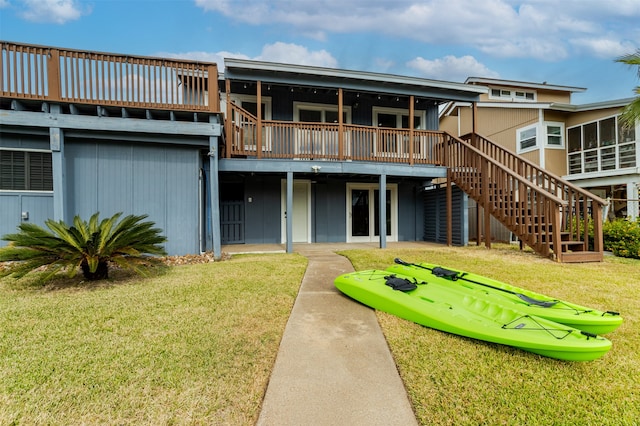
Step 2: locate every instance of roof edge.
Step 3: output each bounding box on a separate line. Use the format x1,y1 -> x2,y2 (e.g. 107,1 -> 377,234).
465,77 -> 586,93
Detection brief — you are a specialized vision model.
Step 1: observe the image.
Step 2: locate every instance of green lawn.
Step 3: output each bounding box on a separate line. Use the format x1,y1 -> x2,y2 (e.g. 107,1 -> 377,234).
2,245 -> 638,425
0,254 -> 307,425
341,244 -> 640,426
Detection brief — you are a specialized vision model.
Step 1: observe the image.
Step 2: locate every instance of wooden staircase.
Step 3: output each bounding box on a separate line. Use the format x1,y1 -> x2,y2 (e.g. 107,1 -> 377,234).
442,133 -> 605,263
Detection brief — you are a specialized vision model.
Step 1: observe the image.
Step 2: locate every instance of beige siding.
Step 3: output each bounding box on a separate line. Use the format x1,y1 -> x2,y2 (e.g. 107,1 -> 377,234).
545,149 -> 567,175
520,149 -> 540,165
440,115 -> 459,135
566,107 -> 624,127
477,108 -> 538,153
536,89 -> 572,103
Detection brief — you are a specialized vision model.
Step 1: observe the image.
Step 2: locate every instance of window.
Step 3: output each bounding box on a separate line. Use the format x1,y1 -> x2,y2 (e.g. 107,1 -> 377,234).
0,150 -> 53,191
517,125 -> 538,152
567,115 -> 637,175
294,102 -> 351,123
489,87 -> 536,102
546,123 -> 564,147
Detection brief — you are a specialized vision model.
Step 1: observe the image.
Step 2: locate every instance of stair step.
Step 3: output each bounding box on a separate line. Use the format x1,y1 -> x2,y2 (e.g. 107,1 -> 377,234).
559,251 -> 603,263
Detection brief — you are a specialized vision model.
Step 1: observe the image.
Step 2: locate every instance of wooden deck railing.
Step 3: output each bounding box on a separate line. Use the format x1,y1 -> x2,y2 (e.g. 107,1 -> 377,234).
226,102 -> 444,164
461,133 -> 605,258
1,41 -> 219,112
443,134 -> 567,260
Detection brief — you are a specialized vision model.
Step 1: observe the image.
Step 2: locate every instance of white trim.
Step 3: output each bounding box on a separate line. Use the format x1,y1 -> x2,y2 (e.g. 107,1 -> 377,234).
224,93 -> 273,120
346,183 -> 397,243
516,123 -> 539,154
545,121 -> 565,149
293,101 -> 352,123
372,106 -> 426,129
488,86 -> 537,102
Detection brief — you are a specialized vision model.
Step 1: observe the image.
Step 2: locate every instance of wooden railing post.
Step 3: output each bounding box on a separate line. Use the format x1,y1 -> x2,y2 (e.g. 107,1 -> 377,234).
256,80 -> 262,159
338,88 -> 344,160
225,79 -> 232,158
592,203 -> 603,253
409,95 -> 415,166
482,159 -> 492,249
46,48 -> 61,101
207,64 -> 219,113
551,202 -> 562,262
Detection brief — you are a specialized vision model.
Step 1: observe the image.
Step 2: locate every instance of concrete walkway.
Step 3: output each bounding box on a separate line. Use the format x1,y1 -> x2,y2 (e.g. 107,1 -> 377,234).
250,243 -> 422,426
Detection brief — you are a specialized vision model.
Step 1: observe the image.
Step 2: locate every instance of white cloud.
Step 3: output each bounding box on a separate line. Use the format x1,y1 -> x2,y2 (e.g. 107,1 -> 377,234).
194,0 -> 640,61
160,42 -> 337,70
570,38 -> 638,59
255,42 -> 337,67
0,0 -> 9,8
19,0 -> 87,24
407,55 -> 499,82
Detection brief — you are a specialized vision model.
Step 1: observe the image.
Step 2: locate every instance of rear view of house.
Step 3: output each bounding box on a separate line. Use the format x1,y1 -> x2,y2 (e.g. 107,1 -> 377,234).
1,41 -> 610,262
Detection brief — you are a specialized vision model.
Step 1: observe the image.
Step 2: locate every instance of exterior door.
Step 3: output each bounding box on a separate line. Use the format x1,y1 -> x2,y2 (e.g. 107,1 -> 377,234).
347,183 -> 397,242
281,180 -> 311,243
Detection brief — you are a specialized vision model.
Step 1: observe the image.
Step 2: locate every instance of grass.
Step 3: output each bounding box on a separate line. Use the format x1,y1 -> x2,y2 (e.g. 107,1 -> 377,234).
0,254 -> 307,425
2,244 -> 638,425
340,244 -> 640,426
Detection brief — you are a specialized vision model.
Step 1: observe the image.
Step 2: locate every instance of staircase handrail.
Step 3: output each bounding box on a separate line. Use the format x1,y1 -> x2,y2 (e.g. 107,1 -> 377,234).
460,132 -> 607,207
443,134 -> 567,206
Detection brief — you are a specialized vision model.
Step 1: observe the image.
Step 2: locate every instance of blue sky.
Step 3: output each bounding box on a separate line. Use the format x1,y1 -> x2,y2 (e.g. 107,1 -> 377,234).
0,0 -> 639,104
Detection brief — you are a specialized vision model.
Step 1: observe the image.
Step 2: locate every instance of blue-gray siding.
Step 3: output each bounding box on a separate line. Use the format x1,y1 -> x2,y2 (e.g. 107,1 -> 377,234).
65,140 -> 202,255
423,185 -> 468,245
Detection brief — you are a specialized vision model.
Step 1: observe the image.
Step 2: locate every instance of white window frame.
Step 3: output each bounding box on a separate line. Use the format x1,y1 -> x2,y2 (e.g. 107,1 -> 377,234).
372,106 -> 426,129
225,93 -> 272,120
545,122 -> 565,149
293,102 -> 352,123
489,87 -> 537,102
517,123 -> 538,153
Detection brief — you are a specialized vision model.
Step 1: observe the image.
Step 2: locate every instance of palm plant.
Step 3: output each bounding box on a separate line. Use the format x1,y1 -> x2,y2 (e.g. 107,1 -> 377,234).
616,49 -> 640,128
0,212 -> 167,281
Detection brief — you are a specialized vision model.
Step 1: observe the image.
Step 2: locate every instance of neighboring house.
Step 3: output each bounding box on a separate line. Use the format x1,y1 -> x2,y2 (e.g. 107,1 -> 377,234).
440,77 -> 639,242
0,42 -> 607,262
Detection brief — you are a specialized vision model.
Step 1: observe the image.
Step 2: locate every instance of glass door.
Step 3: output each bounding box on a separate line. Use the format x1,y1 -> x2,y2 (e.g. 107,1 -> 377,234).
347,184 -> 397,242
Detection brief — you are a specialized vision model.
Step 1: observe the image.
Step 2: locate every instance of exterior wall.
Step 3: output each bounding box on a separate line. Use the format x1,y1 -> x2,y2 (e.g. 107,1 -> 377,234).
544,149 -> 568,175
65,139 -> 203,255
313,179 -> 347,242
565,107 -> 623,128
243,175 -> 283,244
423,185 -> 468,245
0,132 -> 54,245
227,174 -> 433,245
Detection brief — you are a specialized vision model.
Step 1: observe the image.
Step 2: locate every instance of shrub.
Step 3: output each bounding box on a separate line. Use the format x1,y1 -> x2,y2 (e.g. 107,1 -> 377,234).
0,212 -> 167,281
603,218 -> 640,259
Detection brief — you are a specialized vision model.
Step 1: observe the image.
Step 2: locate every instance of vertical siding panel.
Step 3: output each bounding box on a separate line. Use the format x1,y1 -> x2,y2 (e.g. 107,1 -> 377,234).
164,148 -> 200,255
65,141 -> 98,220
96,143 -> 133,217
132,145 -> 168,242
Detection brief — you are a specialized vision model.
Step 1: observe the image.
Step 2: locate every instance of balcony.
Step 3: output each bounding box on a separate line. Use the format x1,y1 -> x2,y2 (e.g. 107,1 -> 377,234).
1,41 -> 219,113
225,103 -> 446,166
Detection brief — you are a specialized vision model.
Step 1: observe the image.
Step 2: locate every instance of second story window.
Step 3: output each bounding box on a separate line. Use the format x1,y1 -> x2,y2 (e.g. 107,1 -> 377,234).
517,125 -> 538,152
567,115 -> 637,175
490,88 -> 536,102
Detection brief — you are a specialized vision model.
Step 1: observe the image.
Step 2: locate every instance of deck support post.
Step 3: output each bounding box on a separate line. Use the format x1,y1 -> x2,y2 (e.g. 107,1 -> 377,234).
409,96 -> 415,166
49,115 -> 65,222
338,88 -> 344,160
286,171 -> 293,254
209,115 -> 222,259
256,81 -> 262,159
446,169 -> 452,246
379,174 -> 387,249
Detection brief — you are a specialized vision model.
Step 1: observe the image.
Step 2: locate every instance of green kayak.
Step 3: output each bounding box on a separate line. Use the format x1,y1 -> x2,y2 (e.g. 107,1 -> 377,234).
334,269 -> 612,361
386,259 -> 622,335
